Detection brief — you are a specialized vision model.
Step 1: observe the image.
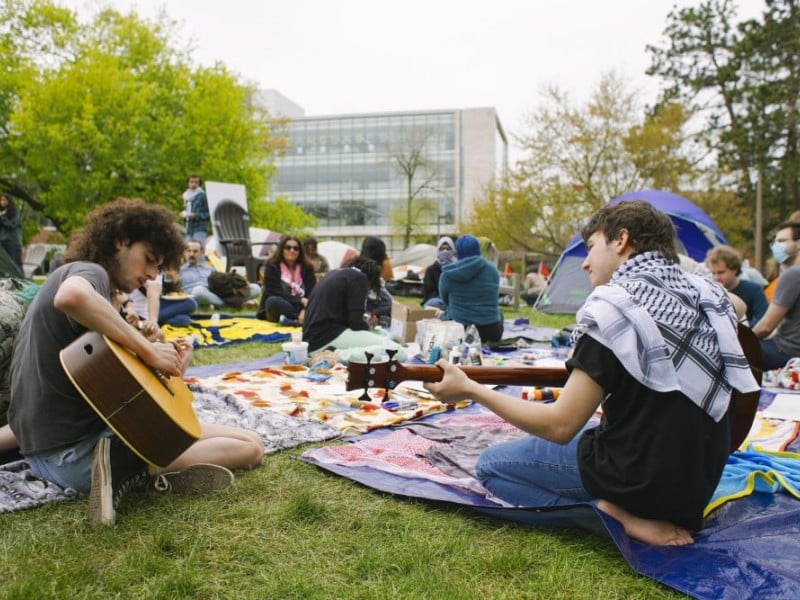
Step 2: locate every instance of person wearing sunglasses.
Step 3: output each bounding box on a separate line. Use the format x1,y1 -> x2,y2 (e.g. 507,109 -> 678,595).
257,235 -> 316,325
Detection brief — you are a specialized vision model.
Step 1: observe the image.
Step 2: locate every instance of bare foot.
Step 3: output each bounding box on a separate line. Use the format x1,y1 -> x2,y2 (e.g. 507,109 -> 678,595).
596,499 -> 694,546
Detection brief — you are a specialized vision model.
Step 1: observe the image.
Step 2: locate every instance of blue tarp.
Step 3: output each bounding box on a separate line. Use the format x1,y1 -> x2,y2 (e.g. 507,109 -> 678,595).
535,189 -> 728,314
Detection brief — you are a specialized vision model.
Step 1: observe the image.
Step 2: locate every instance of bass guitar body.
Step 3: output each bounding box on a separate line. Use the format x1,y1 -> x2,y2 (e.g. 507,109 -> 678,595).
60,331 -> 201,468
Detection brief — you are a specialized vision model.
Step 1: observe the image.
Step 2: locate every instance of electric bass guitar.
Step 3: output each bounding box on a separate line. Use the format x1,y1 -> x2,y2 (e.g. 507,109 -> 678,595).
60,331 -> 201,468
346,323 -> 763,453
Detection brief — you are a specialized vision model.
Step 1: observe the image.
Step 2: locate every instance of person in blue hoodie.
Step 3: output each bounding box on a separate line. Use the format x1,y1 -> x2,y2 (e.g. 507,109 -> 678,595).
439,234 -> 504,342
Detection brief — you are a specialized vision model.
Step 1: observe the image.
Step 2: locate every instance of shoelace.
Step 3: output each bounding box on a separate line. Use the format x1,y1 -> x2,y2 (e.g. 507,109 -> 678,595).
113,471 -> 151,508
153,474 -> 172,492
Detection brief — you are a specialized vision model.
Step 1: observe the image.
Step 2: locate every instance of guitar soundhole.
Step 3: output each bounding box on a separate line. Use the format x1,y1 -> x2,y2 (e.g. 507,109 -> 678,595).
83,343 -> 94,356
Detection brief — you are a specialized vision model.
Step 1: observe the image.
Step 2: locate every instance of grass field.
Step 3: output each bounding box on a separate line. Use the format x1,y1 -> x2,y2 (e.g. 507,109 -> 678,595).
1,300 -> 683,599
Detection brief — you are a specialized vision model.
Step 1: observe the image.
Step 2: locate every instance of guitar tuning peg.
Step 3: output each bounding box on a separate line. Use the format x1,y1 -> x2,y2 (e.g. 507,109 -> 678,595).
386,349 -> 397,362
361,351 -> 375,401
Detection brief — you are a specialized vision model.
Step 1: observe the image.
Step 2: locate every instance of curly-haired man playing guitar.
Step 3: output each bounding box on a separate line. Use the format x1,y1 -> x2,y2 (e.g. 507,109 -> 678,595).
7,198 -> 263,525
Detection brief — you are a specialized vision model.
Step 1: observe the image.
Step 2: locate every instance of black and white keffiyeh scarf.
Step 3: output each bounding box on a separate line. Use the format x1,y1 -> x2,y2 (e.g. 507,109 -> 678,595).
571,251 -> 759,422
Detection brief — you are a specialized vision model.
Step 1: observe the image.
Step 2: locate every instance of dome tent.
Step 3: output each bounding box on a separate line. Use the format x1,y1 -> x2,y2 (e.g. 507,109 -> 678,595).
534,190 -> 727,314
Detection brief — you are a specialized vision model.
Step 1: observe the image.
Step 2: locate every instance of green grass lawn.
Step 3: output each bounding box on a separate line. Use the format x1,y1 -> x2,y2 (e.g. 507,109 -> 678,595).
1,301 -> 683,599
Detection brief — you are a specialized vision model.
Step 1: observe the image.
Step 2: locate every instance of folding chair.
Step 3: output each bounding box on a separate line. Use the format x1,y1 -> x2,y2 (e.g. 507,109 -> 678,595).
212,201 -> 267,283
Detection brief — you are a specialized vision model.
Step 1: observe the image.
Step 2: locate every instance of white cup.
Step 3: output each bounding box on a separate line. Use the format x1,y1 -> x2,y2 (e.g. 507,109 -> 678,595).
282,341 -> 309,365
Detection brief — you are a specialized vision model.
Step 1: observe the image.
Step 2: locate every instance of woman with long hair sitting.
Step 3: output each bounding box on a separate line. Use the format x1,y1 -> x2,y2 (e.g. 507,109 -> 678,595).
257,235 -> 316,326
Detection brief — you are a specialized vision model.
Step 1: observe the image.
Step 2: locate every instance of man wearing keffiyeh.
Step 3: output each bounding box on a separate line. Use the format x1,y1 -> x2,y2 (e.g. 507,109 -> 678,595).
425,200 -> 759,546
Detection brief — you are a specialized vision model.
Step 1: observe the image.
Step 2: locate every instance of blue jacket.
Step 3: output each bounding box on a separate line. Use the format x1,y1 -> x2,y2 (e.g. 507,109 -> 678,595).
440,255 -> 501,327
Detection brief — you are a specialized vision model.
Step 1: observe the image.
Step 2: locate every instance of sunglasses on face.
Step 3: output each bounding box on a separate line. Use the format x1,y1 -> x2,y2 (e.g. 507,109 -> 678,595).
284,245 -> 300,251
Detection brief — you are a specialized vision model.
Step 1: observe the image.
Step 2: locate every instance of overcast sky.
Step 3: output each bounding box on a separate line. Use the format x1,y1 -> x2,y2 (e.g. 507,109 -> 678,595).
65,0 -> 765,154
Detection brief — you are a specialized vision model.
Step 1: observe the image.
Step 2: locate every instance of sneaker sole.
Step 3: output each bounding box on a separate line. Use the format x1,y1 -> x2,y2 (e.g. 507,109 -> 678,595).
160,463 -> 234,495
88,438 -> 115,526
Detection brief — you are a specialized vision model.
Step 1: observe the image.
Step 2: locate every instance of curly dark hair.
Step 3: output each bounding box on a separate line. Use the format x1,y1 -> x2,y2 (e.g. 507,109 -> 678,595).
267,234 -> 310,268
581,199 -> 678,264
343,255 -> 381,292
63,198 -> 185,271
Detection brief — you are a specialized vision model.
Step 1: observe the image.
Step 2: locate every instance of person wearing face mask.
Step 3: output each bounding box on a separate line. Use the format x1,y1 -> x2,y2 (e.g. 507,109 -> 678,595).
421,236 -> 455,311
753,221 -> 800,369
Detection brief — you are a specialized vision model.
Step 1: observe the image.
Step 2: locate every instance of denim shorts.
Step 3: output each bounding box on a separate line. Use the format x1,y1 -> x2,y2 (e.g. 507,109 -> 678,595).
26,429 -> 113,494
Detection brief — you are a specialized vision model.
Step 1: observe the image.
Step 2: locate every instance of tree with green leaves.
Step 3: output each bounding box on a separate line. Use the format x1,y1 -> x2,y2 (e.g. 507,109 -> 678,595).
647,0 -> 800,263
250,196 -> 316,237
468,72 -> 701,257
0,0 -> 286,237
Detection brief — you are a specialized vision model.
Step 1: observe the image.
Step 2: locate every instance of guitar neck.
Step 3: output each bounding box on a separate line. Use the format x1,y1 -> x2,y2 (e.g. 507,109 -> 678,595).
399,364 -> 569,388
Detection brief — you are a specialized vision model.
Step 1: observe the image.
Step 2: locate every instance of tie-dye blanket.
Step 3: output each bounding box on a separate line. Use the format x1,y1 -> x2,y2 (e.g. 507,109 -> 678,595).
185,361 -> 472,436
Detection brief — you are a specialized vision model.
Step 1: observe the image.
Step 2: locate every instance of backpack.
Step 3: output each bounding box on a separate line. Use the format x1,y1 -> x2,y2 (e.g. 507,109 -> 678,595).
207,271 -> 250,307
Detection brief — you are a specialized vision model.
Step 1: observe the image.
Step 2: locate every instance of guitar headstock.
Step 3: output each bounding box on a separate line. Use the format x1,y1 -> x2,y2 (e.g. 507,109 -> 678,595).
346,355 -> 412,392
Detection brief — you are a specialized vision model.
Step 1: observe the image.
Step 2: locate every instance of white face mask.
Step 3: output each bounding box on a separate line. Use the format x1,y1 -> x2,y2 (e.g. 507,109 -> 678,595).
771,241 -> 790,265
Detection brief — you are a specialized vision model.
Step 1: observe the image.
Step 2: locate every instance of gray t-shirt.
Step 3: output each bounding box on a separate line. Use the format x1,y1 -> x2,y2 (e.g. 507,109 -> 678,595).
8,262 -> 111,456
773,265 -> 800,357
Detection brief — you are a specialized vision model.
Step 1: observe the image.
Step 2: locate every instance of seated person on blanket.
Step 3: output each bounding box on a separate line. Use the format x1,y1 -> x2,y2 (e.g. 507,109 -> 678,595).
424,200 -> 759,546
6,198 -> 264,526
303,256 -> 406,364
359,236 -> 394,325
179,240 -> 260,308
127,270 -> 198,328
256,235 -> 316,326
753,220 -> 800,370
438,234 -> 504,343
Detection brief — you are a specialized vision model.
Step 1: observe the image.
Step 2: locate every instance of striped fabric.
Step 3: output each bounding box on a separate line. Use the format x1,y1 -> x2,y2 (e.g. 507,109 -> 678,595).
572,252 -> 759,422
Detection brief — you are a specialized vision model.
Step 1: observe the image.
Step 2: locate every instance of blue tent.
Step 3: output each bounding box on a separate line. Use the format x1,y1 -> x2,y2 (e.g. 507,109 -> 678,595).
534,190 -> 727,314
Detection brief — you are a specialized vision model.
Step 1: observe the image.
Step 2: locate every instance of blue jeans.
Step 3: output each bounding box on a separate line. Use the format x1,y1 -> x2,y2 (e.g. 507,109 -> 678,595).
423,297 -> 446,311
760,338 -> 792,371
26,429 -> 113,494
158,296 -> 198,327
476,424 -> 596,507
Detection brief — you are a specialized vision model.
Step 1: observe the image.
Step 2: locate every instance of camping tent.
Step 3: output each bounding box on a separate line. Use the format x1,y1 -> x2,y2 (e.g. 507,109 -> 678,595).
391,243 -> 436,281
317,240 -> 359,269
534,190 -> 728,314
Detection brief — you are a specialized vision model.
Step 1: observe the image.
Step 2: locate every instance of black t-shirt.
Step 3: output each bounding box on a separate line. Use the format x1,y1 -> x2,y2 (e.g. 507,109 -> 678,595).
568,335 -> 732,531
302,268 -> 369,352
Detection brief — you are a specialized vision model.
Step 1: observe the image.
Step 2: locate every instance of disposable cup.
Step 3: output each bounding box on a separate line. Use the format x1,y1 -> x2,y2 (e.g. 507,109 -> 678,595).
282,341 -> 309,365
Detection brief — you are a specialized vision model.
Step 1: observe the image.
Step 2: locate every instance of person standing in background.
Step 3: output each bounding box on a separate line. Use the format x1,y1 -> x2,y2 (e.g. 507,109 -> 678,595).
181,174 -> 210,246
0,194 -> 23,272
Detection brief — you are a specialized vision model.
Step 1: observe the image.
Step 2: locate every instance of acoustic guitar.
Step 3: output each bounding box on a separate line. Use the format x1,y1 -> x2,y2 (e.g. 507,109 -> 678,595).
59,331 -> 201,468
346,323 -> 763,454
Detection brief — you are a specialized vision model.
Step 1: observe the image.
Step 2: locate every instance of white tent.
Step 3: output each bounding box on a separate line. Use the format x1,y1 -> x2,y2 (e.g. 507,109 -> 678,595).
317,240 -> 359,269
390,243 -> 436,281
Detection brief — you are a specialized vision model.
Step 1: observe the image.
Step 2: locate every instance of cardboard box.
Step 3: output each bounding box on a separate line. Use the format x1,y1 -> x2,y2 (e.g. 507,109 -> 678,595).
389,302 -> 438,343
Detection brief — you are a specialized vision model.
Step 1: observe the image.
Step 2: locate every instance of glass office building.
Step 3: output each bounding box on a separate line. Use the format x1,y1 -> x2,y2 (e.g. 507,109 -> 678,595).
267,107 -> 508,253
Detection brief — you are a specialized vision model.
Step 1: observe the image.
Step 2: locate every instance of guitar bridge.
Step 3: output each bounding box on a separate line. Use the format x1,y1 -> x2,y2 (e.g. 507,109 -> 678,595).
151,369 -> 175,396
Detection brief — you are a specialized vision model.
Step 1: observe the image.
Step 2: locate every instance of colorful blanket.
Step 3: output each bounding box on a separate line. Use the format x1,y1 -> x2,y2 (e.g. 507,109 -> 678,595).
162,314 -> 292,347
186,361 -> 472,436
301,395 -> 800,599
0,387 -> 339,513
